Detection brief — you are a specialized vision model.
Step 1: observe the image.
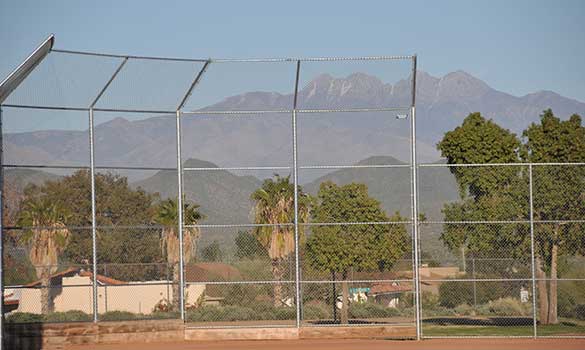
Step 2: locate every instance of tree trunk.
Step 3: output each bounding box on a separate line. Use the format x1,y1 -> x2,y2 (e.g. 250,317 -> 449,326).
535,255 -> 549,325
41,270 -> 51,315
460,246 -> 466,273
547,242 -> 558,324
172,263 -> 181,311
332,271 -> 337,322
341,272 -> 349,325
272,259 -> 284,307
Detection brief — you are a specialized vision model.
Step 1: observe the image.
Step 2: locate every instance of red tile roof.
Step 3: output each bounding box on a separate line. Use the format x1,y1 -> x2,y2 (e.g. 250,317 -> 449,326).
369,283 -> 412,295
24,267 -> 127,287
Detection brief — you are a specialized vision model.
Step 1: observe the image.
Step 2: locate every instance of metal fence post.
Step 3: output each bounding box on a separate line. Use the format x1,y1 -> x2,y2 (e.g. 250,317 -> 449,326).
472,256 -> 477,307
87,57 -> 127,323
292,60 -> 302,328
0,105 -> 5,349
174,61 -> 210,322
175,110 -> 186,321
409,55 -> 422,340
528,164 -> 538,338
89,108 -> 98,322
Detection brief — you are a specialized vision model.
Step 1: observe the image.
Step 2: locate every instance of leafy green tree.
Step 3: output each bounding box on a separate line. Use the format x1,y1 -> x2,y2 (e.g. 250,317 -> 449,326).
305,181 -> 409,324
437,112 -> 530,273
153,198 -> 204,311
201,240 -> 224,262
437,112 -> 523,198
17,197 -> 71,314
522,109 -> 585,324
251,175 -> 310,307
234,230 -> 268,260
438,110 -> 585,325
20,170 -> 162,281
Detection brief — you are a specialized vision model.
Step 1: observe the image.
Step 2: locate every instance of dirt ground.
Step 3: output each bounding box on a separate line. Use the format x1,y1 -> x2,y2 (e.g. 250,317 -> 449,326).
66,338 -> 585,350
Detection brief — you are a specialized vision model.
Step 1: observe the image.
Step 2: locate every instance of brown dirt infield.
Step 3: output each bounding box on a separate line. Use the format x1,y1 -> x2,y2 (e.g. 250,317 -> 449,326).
66,338 -> 585,350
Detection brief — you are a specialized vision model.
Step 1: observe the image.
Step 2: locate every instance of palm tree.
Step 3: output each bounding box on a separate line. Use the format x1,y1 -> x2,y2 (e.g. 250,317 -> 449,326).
154,198 -> 204,311
251,175 -> 309,307
18,197 -> 70,315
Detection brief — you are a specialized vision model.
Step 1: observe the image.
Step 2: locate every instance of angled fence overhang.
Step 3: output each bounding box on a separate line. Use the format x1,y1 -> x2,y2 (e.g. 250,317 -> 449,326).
0,34 -> 54,105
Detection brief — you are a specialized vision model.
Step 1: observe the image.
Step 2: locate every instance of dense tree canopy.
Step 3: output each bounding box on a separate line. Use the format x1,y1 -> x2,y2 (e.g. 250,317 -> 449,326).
523,110 -> 585,324
438,112 -> 522,198
305,181 -> 409,323
234,230 -> 267,260
438,110 -> 585,324
307,182 -> 408,274
20,170 -> 162,281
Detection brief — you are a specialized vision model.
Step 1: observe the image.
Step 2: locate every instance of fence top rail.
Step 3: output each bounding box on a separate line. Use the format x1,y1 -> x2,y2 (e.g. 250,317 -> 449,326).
50,49 -> 414,63
1,104 -> 412,115
419,162 -> 585,167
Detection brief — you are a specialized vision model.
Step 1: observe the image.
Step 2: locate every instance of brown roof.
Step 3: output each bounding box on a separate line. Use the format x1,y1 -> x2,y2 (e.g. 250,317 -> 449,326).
79,270 -> 127,285
185,262 -> 242,283
347,270 -> 410,280
369,283 -> 412,295
4,299 -> 19,306
24,267 -> 126,287
3,292 -> 19,306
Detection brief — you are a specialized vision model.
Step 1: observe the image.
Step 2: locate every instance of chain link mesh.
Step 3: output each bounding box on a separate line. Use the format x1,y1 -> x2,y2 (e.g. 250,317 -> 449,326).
2,51 -> 583,339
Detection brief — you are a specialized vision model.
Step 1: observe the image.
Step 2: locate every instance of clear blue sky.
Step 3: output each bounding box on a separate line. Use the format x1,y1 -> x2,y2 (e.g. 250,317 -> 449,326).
1,0 -> 584,101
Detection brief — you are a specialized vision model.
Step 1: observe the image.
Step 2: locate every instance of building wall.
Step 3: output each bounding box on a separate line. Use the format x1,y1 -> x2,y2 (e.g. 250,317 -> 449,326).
13,275 -> 206,315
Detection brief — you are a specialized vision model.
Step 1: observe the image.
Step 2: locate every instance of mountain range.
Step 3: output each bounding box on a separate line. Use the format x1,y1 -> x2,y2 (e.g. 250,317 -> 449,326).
3,69 -> 584,262
4,70 -> 584,180
3,155 -> 459,262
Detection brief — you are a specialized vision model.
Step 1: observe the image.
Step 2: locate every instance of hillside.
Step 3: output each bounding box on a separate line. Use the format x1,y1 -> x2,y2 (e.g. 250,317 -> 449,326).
3,157 -> 461,262
133,158 -> 263,225
2,169 -> 61,225
5,69 -> 584,183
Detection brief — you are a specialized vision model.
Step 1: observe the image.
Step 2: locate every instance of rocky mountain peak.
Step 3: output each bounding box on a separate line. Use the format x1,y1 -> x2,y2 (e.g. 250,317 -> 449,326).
438,70 -> 491,98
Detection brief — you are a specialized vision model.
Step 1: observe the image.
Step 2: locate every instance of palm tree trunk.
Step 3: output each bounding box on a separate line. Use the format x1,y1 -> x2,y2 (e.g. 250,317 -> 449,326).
341,272 -> 349,325
172,264 -> 181,312
535,255 -> 549,325
547,242 -> 558,324
41,268 -> 51,315
272,259 -> 284,307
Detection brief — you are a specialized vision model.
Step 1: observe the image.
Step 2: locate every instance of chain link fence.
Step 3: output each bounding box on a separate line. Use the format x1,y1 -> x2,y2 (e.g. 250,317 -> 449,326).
1,40 -> 584,340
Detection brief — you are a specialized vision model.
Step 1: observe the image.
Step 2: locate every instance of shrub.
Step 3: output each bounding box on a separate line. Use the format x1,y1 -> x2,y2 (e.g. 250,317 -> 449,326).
453,303 -> 475,316
100,311 -> 139,321
151,311 -> 180,319
6,311 -> 93,323
420,306 -> 456,317
186,304 -> 298,322
439,281 -> 472,308
45,310 -> 92,322
438,279 -> 521,308
5,312 -> 44,323
303,301 -> 331,320
349,302 -> 400,319
152,298 -> 173,313
479,297 -> 530,316
270,307 -> 296,320
557,281 -> 585,318
421,292 -> 439,309
187,305 -> 255,322
220,284 -> 267,306
574,304 -> 585,320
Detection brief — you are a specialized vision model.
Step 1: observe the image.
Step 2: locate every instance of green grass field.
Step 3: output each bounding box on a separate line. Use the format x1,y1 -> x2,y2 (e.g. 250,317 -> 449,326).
423,320 -> 585,336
